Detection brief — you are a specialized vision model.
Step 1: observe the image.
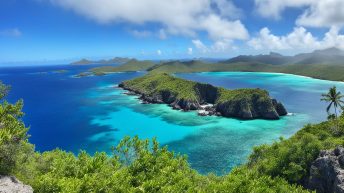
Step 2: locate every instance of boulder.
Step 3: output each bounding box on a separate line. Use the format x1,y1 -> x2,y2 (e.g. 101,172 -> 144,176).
307,146 -> 344,193
0,176 -> 33,193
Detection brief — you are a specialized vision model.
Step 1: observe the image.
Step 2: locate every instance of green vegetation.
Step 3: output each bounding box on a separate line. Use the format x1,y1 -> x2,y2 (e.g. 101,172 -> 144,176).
78,48 -> 344,81
0,82 -> 31,174
90,59 -> 156,75
74,72 -> 94,78
121,72 -> 271,103
120,73 -> 285,120
71,57 -> 131,65
249,116 -> 344,185
121,72 -> 201,100
321,86 -> 344,119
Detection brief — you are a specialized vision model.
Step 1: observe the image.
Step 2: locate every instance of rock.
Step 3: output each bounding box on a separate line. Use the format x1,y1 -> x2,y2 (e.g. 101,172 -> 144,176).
307,146 -> 344,193
272,99 -> 288,116
123,91 -> 137,96
198,110 -> 209,116
0,176 -> 33,193
215,97 -> 281,120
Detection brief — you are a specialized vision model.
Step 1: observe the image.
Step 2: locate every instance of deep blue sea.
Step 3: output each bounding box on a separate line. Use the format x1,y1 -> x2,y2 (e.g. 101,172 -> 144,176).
1,65 -> 344,175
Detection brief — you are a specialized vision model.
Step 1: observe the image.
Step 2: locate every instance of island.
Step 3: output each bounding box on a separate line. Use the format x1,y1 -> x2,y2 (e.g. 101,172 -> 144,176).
119,73 -> 287,120
71,57 -> 131,65
90,59 -> 156,74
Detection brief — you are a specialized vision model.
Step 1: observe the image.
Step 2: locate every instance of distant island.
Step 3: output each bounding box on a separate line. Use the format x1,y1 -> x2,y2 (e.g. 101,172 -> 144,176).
119,73 -> 287,120
82,47 -> 344,81
71,57 -> 132,65
90,59 -> 156,75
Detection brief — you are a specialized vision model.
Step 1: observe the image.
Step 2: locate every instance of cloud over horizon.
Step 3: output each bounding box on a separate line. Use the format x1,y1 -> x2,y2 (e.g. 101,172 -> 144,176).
255,0 -> 344,28
248,26 -> 344,51
49,0 -> 248,43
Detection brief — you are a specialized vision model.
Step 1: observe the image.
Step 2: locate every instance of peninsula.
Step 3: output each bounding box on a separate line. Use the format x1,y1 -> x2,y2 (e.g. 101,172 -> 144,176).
119,73 -> 287,120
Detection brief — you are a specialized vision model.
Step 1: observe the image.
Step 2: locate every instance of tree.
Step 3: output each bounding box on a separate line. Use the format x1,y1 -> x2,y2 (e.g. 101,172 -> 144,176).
0,81 -> 30,174
321,86 -> 344,119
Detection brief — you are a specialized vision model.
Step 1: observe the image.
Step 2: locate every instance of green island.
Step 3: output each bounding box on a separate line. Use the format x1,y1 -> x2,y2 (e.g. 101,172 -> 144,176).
84,48 -> 344,82
2,80 -> 344,192
119,73 -> 287,120
71,57 -> 132,65
90,59 -> 156,75
52,70 -> 68,74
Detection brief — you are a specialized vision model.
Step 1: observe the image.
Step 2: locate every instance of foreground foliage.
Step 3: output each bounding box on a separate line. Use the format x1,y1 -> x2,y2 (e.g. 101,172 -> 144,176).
249,117 -> 344,185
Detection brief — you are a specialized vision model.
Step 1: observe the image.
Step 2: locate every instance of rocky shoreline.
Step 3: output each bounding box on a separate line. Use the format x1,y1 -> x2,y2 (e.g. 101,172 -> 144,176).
118,82 -> 287,120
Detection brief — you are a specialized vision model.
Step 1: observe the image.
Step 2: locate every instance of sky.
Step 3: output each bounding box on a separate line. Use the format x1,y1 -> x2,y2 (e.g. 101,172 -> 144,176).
1,0 -> 344,64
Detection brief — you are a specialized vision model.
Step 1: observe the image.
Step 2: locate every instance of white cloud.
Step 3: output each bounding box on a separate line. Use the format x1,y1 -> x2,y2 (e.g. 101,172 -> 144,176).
212,0 -> 242,19
187,48 -> 193,55
157,50 -> 162,55
297,0 -> 344,28
211,39 -> 233,52
192,39 -> 209,53
248,26 -> 344,51
49,0 -> 248,43
0,28 -> 22,37
130,30 -> 152,38
199,14 -> 248,41
254,0 -> 344,28
158,29 -> 167,40
192,39 -> 235,54
254,0 -> 313,19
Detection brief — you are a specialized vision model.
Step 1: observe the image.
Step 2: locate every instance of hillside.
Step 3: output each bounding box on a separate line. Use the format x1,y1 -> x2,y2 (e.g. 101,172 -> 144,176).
90,59 -> 156,75
76,47 -> 344,81
119,73 -> 287,120
71,57 -> 131,65
223,47 -> 344,65
150,62 -> 344,81
225,52 -> 292,65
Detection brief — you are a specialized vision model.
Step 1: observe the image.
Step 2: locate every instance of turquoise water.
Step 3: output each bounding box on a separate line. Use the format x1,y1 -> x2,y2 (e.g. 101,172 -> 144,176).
1,67 -> 344,175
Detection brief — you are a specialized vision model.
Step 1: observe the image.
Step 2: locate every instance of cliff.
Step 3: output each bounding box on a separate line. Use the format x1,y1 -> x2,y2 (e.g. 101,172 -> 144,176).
307,146 -> 344,193
119,73 -> 287,120
0,176 -> 33,193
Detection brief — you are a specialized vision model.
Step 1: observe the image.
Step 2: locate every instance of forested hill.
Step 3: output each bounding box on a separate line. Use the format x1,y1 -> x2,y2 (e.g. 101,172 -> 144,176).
81,47 -> 344,81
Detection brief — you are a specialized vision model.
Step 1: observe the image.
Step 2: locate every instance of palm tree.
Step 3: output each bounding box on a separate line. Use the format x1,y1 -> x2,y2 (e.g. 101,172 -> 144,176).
321,86 -> 344,119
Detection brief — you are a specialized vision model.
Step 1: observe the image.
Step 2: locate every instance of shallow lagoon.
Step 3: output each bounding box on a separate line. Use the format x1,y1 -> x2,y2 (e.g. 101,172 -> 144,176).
1,66 -> 344,174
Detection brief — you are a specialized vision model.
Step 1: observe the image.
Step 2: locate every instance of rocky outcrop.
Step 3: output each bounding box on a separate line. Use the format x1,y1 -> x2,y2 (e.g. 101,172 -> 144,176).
272,99 -> 288,116
307,146 -> 344,193
0,176 -> 33,193
118,76 -> 287,120
215,95 -> 282,120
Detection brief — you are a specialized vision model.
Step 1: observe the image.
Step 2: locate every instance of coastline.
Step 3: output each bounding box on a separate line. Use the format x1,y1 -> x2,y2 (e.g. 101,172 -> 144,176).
180,71 -> 344,84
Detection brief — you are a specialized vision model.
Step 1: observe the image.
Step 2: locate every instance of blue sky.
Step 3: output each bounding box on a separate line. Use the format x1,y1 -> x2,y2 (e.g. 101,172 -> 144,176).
1,0 -> 344,64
